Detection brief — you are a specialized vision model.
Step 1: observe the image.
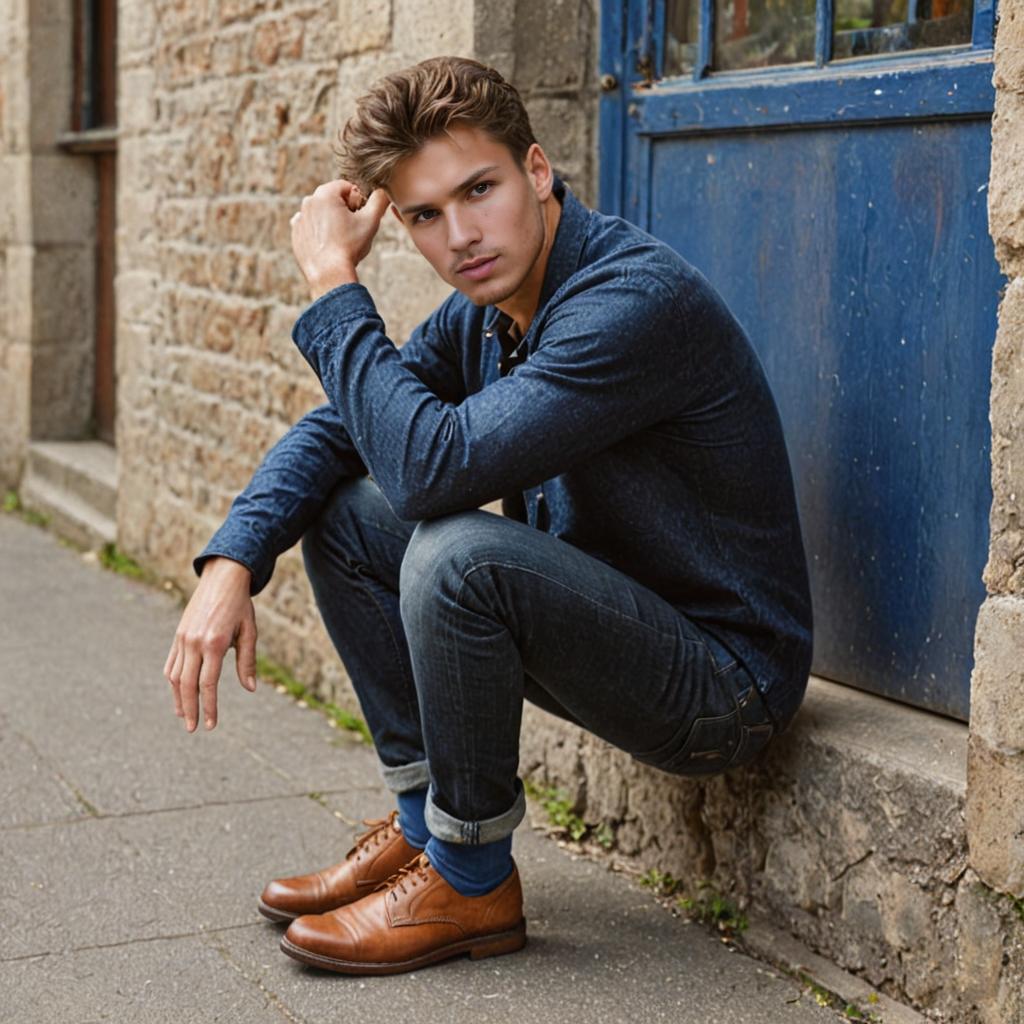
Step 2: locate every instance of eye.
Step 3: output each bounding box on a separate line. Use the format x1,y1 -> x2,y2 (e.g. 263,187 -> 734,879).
471,181 -> 492,197
413,209 -> 438,225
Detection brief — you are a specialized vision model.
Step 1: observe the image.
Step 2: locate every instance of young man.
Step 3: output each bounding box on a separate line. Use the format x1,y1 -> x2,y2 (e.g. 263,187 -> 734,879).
164,56 -> 812,975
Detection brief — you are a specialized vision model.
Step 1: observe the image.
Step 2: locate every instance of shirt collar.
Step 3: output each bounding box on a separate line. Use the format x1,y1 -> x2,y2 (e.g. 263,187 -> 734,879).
482,175 -> 589,335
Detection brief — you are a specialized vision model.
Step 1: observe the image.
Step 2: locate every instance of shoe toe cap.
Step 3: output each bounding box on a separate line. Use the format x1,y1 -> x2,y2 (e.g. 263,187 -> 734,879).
285,909 -> 360,960
260,878 -> 303,912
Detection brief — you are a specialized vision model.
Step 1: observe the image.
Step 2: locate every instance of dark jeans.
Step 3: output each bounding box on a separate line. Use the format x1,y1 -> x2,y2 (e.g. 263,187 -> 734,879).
302,477 -> 775,845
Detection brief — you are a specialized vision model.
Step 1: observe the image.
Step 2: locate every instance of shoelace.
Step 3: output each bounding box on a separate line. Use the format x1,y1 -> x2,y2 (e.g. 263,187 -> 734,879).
377,853 -> 431,899
348,810 -> 400,859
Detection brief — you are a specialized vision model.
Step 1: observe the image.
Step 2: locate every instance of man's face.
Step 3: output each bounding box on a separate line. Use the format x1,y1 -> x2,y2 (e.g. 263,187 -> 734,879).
385,124 -> 550,307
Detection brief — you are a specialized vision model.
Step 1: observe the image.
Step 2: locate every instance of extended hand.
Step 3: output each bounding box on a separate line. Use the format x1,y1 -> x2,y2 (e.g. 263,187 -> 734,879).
163,557 -> 257,732
290,180 -> 391,299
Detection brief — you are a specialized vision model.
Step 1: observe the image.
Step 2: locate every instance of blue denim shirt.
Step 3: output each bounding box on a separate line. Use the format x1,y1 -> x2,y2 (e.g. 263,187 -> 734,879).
197,177 -> 813,727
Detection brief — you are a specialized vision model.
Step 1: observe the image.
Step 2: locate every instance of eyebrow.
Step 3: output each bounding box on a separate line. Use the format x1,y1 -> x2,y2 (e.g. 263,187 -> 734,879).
398,165 -> 501,216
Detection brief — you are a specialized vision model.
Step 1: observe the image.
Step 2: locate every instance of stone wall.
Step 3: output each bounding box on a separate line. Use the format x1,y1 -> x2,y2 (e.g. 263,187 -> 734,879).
971,0 -> 1024,905
114,0 -> 600,682
36,0 -> 1024,1018
0,0 -> 32,486
115,0 -> 467,676
0,0 -> 96,486
962,0 -> 1024,1018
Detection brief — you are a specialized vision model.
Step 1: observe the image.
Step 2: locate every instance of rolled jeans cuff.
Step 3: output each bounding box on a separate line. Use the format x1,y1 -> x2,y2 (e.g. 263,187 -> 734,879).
424,780 -> 526,845
378,758 -> 430,794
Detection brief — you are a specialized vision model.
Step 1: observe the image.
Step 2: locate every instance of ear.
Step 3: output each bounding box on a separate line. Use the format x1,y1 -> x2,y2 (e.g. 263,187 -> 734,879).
524,143 -> 554,202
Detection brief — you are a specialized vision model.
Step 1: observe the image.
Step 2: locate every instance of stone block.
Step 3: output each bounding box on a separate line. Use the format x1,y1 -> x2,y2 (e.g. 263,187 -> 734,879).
27,23 -> 73,146
986,279 -> 1024,593
473,0 -> 516,71
259,12 -> 305,66
391,0 -> 474,59
29,155 -> 96,245
30,243 -> 94,343
28,0 -> 71,28
513,0 -> 588,92
334,0 -> 391,56
119,0 -> 156,55
29,340 -> 93,438
374,247 -> 453,343
0,155 -> 32,243
115,269 -> 161,327
525,95 -> 589,186
994,0 -> 1024,94
1,36 -> 31,155
967,734 -> 1024,897
955,872 -> 1007,1014
971,596 -> 1024,754
989,87 -> 1024,278
880,873 -> 933,951
0,339 -> 31,485
4,243 -> 32,341
218,0 -> 277,27
118,67 -> 156,133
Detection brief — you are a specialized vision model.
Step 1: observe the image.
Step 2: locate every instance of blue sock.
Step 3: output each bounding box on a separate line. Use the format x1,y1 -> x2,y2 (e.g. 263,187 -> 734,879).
396,788 -> 428,849
425,834 -> 514,897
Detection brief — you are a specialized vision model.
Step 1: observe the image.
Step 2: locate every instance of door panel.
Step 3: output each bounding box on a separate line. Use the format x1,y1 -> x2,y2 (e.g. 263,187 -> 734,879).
601,0 -> 1000,720
647,119 -> 998,717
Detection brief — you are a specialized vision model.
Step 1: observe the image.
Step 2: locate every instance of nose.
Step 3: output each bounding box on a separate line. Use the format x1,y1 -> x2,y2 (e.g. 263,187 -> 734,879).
447,206 -> 481,253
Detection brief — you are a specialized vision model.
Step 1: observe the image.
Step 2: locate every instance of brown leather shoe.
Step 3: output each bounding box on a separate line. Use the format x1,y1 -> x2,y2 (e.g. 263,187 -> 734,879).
279,853 -> 526,974
257,811 -> 419,923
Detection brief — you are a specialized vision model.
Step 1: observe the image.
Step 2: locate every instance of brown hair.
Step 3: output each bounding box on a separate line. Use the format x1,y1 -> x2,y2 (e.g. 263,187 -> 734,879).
334,56 -> 537,193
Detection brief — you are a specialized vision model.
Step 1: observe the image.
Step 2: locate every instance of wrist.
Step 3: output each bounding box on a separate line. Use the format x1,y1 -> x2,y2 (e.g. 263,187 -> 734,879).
201,556 -> 253,586
310,265 -> 359,299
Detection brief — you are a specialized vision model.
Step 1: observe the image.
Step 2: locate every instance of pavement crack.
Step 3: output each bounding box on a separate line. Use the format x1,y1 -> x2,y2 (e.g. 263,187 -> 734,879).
0,921 -> 261,962
208,937 -> 311,1024
0,786 -> 384,832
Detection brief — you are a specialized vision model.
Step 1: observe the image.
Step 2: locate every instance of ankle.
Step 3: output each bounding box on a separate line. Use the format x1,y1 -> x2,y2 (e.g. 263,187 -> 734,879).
396,788 -> 428,849
425,835 -> 513,897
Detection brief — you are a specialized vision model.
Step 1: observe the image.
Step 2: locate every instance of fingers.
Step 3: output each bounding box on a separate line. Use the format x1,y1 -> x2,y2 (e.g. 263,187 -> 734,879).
170,644 -> 185,717
361,188 -> 390,221
178,644 -> 203,732
235,612 -> 258,693
197,648 -> 224,731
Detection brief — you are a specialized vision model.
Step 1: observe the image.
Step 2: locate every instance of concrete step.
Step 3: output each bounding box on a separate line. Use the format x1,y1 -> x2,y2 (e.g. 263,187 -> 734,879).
25,441 -> 117,519
20,440 -> 117,551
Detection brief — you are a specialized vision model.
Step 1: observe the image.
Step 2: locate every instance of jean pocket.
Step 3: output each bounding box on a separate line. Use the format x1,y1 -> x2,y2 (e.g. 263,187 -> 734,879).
635,708 -> 742,777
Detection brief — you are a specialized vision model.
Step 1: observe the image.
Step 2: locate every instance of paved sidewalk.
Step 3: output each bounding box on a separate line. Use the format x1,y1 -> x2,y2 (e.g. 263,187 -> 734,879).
0,514 -> 838,1024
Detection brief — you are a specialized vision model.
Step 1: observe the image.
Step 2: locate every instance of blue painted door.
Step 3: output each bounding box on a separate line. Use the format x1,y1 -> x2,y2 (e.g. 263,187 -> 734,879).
600,0 -> 1002,719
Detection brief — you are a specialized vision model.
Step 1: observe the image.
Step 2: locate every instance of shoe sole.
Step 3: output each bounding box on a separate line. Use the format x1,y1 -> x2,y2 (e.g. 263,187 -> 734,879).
279,918 -> 528,975
258,898 -> 299,924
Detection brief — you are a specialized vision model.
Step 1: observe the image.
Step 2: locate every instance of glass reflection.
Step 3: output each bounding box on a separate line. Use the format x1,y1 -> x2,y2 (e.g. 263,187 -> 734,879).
664,0 -> 700,77
714,0 -> 816,70
833,0 -> 973,58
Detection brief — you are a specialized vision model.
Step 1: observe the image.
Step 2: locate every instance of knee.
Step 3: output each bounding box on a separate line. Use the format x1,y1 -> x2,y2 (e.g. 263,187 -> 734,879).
398,510 -> 505,616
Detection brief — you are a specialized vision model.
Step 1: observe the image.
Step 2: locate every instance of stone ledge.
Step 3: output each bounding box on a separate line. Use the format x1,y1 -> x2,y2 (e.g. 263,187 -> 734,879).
520,676 -> 973,1018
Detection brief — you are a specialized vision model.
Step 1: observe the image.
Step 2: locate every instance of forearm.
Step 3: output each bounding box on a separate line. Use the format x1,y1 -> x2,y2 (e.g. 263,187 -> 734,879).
194,403 -> 367,594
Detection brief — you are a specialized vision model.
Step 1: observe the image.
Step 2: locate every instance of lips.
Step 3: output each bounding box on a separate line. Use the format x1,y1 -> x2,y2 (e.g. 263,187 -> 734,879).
457,256 -> 498,280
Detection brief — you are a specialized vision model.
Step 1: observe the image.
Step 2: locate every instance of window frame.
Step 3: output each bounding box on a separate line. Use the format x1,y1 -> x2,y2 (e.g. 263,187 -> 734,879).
599,0 -> 998,219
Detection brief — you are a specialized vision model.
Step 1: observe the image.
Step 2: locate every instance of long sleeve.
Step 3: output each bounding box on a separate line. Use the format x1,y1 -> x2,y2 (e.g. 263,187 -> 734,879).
193,293 -> 466,594
291,270 -> 691,522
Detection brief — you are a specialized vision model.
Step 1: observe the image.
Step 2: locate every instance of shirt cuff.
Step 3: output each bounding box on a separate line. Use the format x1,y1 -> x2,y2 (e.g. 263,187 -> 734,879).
293,282 -> 378,350
193,525 -> 274,596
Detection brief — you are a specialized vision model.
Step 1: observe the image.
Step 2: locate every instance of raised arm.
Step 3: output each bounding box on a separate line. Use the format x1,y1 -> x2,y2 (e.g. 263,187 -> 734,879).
292,267 -> 689,521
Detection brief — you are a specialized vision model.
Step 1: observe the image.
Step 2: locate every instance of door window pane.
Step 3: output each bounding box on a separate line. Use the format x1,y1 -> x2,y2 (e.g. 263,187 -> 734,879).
664,0 -> 701,77
714,0 -> 816,70
833,0 -> 973,59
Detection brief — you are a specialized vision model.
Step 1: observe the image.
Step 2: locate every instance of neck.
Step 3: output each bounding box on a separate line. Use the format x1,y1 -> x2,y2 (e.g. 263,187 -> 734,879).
497,193 -> 562,338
